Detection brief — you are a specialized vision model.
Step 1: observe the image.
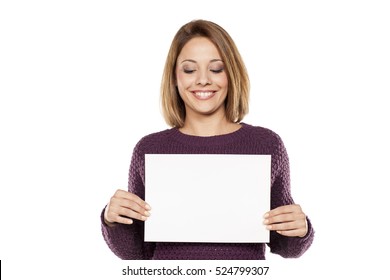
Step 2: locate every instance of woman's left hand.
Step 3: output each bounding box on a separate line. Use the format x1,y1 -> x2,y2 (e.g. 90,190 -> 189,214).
263,204 -> 308,237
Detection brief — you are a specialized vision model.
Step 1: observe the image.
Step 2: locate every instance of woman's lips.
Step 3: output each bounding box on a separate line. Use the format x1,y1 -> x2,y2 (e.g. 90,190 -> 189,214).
192,91 -> 216,100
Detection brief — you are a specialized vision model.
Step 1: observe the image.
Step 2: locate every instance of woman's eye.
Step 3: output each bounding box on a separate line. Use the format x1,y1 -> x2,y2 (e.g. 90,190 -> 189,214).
182,68 -> 223,74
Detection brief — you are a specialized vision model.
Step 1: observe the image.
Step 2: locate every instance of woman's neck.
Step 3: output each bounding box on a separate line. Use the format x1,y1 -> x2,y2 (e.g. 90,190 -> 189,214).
179,115 -> 241,137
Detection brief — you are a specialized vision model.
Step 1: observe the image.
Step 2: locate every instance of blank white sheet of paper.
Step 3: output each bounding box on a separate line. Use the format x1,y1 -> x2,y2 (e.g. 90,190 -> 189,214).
144,154 -> 271,243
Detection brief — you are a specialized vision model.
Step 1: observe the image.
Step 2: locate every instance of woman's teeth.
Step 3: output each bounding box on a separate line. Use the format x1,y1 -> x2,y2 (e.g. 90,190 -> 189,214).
195,91 -> 214,98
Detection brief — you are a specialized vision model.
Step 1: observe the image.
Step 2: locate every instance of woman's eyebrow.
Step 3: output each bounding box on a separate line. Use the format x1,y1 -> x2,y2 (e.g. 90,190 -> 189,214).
180,59 -> 223,64
180,59 -> 196,64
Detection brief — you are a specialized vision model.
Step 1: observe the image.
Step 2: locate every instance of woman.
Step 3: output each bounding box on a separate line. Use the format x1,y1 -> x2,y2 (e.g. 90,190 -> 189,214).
101,19 -> 314,259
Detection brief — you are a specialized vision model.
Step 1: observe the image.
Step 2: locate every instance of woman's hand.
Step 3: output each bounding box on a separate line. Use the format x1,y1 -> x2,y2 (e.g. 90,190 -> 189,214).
263,204 -> 308,237
104,189 -> 151,226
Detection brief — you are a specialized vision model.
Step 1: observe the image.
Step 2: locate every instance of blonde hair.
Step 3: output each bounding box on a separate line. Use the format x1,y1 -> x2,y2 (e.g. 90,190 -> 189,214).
161,19 -> 250,127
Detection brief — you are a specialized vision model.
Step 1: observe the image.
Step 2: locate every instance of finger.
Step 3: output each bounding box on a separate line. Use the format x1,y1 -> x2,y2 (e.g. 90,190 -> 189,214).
106,205 -> 147,224
115,189 -> 151,210
107,211 -> 134,225
106,189 -> 152,225
105,207 -> 134,225
110,193 -> 151,217
107,200 -> 150,222
276,228 -> 307,237
118,197 -> 151,217
264,204 -> 302,218
264,212 -> 305,225
266,220 -> 306,232
117,206 -> 149,222
124,193 -> 151,211
115,215 -> 134,225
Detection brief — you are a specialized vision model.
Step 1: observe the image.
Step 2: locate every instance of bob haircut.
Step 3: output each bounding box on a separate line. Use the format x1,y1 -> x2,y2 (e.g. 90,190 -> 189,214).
161,19 -> 250,128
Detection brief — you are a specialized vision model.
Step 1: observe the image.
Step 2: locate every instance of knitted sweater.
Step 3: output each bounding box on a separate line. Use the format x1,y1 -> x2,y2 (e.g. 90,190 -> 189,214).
101,123 -> 314,259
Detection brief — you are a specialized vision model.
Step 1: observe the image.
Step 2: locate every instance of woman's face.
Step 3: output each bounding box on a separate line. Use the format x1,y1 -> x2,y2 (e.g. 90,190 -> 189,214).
175,37 -> 228,120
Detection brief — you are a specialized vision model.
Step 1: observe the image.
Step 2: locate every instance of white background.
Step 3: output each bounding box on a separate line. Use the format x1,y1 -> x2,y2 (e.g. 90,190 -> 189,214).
1,0 -> 389,279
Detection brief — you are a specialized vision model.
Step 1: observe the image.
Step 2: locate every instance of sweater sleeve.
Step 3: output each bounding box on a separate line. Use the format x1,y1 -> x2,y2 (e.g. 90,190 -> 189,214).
100,141 -> 156,259
267,134 -> 314,258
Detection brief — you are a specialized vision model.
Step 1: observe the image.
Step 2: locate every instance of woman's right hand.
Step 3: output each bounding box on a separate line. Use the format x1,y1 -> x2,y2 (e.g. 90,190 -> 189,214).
104,189 -> 151,226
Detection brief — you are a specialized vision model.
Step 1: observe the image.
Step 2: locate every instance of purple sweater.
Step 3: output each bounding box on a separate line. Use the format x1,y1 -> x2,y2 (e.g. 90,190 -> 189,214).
101,123 -> 314,259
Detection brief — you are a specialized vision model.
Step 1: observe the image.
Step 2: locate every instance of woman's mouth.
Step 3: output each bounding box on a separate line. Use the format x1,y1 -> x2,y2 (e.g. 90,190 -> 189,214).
192,91 -> 216,100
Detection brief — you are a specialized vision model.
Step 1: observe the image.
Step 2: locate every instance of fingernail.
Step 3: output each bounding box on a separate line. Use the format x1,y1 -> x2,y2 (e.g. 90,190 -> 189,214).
263,219 -> 269,225
266,225 -> 272,230
145,204 -> 151,210
144,211 -> 150,217
141,216 -> 148,221
263,213 -> 269,218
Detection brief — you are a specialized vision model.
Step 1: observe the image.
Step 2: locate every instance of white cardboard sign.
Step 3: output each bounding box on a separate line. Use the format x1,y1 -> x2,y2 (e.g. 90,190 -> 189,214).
144,154 -> 271,243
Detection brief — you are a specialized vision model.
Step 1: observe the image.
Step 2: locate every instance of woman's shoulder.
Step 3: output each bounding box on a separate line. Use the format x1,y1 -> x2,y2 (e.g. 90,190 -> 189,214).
140,128 -> 174,141
133,127 -> 176,152
242,123 -> 288,159
242,122 -> 284,144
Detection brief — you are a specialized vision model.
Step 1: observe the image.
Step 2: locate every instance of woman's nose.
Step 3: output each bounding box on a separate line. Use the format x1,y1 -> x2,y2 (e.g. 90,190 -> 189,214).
196,70 -> 211,85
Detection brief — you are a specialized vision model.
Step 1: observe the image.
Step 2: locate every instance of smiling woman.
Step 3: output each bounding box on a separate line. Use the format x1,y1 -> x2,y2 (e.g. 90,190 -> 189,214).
175,37 -> 230,134
101,19 -> 314,260
161,20 -> 250,131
